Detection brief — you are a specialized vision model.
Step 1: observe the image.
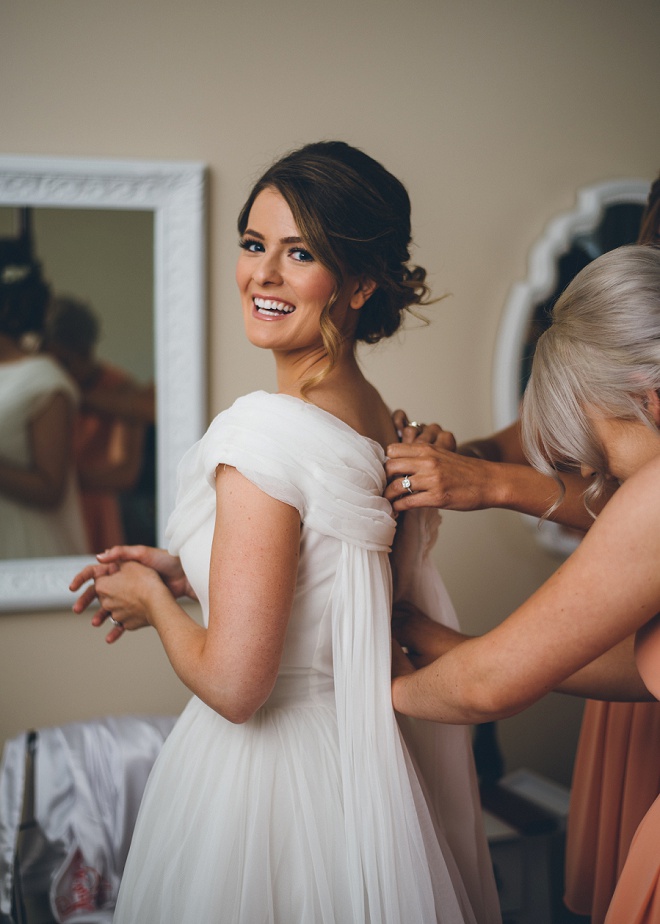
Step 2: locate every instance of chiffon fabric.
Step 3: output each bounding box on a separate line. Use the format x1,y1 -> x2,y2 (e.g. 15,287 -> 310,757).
113,392 -> 500,924
0,355 -> 87,558
564,699 -> 660,923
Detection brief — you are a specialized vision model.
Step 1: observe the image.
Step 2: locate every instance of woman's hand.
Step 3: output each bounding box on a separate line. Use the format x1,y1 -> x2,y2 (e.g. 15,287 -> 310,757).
385,441 -> 494,512
93,561 -> 170,632
70,546 -> 190,643
391,409 -> 456,450
391,638 -> 416,679
70,559 -> 126,642
392,600 -> 469,668
96,545 -> 197,600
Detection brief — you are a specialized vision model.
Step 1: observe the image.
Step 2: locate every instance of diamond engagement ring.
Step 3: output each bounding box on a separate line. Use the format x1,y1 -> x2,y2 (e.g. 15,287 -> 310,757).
109,615 -> 123,628
401,475 -> 413,495
408,421 -> 420,429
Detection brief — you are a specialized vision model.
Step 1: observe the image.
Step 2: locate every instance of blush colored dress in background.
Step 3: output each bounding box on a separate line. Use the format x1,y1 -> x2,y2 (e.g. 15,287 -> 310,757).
603,615 -> 660,924
564,699 -> 660,923
113,392 -> 500,924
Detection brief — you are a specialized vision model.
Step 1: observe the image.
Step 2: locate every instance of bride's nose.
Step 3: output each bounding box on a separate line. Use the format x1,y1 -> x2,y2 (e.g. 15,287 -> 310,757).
253,253 -> 283,286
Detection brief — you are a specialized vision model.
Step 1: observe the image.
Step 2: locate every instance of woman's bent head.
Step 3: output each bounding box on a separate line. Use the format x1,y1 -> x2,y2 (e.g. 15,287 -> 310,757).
522,244 -> 660,509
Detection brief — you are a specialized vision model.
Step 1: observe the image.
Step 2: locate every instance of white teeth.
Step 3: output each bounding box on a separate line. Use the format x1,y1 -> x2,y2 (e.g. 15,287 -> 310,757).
253,297 -> 295,314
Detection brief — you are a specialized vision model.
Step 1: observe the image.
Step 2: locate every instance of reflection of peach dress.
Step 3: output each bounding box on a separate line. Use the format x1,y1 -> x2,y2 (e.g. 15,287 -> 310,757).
566,614 -> 660,924
75,365 -> 130,553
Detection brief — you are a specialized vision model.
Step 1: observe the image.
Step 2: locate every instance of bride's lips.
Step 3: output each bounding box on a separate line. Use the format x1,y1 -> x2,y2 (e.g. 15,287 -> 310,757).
252,296 -> 296,318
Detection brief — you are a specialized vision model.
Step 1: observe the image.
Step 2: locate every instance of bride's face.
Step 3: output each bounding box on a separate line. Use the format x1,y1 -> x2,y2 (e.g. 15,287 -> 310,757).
236,187 -> 359,353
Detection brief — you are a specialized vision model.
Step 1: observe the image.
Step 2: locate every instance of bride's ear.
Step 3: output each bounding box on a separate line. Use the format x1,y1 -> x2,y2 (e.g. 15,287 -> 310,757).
349,278 -> 377,310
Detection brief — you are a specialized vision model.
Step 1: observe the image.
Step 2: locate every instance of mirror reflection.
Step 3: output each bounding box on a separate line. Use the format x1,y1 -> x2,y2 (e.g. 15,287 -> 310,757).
492,178 -> 650,558
519,200 -> 646,394
0,205 -> 155,560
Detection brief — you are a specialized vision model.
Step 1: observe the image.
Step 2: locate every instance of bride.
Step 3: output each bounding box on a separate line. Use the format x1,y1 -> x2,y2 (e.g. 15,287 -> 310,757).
71,141 -> 500,924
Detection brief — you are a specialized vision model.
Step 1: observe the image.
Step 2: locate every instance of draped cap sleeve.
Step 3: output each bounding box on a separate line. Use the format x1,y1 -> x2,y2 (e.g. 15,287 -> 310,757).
166,391 -> 395,555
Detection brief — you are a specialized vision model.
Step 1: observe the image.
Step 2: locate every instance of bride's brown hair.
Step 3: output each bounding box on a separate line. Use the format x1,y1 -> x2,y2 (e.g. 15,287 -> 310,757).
238,141 -> 432,391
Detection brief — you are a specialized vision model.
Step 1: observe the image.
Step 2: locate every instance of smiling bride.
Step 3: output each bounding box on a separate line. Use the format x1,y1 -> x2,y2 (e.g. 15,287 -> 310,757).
71,141 -> 500,924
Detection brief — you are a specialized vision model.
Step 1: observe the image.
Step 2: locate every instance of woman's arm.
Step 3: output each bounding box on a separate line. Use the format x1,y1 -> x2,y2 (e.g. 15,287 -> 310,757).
82,381 -> 156,424
0,391 -> 75,508
555,636 -> 654,702
88,466 -> 301,723
392,459 -> 660,724
393,605 -> 653,702
385,419 -> 615,529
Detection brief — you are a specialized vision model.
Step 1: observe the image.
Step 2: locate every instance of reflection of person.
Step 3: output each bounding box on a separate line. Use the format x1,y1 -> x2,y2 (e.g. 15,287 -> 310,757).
42,297 -> 146,553
0,255 -> 87,558
391,244 -> 660,924
83,378 -> 155,425
77,372 -> 157,546
386,174 -> 660,924
70,142 -> 499,923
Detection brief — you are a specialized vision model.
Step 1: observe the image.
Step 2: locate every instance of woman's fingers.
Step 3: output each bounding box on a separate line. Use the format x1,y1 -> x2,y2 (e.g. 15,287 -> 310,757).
391,409 -> 408,437
72,584 -> 100,614
97,544 -> 150,565
70,562 -> 120,613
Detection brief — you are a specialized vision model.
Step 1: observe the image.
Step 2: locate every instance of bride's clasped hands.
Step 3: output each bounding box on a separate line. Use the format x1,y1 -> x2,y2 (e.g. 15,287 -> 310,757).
70,544 -> 195,641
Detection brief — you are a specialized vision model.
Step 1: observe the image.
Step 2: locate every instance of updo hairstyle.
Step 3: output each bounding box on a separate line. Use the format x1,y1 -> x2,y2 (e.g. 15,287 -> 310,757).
237,141 -> 432,380
521,244 -> 660,514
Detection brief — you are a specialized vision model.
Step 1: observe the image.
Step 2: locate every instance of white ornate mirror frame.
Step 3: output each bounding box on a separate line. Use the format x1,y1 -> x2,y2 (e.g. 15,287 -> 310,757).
0,155 -> 207,611
492,177 -> 650,556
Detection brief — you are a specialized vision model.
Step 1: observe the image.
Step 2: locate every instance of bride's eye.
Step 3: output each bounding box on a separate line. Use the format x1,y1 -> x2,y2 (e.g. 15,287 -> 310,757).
239,237 -> 264,253
289,247 -> 314,263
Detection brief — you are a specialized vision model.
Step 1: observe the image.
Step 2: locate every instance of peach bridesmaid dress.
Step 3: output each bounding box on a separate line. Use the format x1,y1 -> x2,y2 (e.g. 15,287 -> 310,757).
566,612 -> 660,924
601,615 -> 660,923
564,699 -> 660,923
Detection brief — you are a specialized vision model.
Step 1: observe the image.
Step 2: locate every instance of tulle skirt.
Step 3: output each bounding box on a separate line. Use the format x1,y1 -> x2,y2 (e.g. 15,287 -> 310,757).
114,668 -> 488,924
114,681 -> 358,923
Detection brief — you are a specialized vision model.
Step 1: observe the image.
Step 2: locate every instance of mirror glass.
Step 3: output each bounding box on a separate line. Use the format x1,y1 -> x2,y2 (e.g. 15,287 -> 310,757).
0,156 -> 206,611
492,178 -> 650,556
0,204 -> 156,556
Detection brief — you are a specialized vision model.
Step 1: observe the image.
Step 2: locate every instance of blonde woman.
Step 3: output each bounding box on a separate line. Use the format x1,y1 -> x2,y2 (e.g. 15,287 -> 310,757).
392,244 -> 660,924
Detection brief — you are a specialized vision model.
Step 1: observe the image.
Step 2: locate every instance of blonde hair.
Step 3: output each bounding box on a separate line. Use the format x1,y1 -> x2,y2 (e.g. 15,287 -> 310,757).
521,244 -> 660,515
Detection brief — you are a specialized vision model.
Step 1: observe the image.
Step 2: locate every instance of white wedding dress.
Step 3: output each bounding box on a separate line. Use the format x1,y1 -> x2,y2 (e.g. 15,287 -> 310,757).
0,355 -> 87,559
113,392 -> 500,924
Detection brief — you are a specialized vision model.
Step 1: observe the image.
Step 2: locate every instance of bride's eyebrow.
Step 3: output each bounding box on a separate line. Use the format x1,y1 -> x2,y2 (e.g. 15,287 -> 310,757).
243,228 -> 304,245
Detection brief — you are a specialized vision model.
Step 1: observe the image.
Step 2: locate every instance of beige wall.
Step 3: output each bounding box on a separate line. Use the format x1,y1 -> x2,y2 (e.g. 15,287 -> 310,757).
1,0 -> 659,787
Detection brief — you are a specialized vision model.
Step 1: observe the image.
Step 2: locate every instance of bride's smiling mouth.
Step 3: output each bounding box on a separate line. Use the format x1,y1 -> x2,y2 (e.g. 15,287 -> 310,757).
253,296 -> 296,317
